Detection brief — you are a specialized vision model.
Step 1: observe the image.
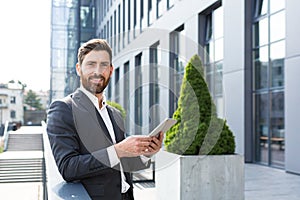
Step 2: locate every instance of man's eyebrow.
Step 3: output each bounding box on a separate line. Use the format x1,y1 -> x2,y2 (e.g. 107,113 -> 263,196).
86,61 -> 97,64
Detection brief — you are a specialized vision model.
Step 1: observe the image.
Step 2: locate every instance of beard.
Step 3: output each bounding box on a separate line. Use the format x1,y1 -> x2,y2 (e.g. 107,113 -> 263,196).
81,73 -> 110,95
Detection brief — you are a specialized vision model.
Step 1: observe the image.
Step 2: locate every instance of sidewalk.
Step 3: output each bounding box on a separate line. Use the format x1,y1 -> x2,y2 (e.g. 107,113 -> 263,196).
134,163 -> 300,200
1,125 -> 300,200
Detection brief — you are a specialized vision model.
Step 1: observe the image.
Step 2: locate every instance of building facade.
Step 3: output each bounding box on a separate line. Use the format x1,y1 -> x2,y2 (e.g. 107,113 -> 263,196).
50,0 -> 96,102
0,83 -> 24,126
50,0 -> 300,174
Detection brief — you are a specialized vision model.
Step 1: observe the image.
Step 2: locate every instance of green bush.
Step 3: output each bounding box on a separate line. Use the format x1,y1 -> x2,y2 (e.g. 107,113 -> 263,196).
164,55 -> 235,155
107,100 -> 126,119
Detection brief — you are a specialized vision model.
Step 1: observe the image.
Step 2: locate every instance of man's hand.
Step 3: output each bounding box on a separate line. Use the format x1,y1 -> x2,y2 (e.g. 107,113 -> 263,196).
143,131 -> 164,157
114,132 -> 164,158
114,135 -> 153,158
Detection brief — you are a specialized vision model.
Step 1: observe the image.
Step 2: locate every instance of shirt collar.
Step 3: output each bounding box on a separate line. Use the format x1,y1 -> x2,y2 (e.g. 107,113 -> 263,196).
79,86 -> 107,110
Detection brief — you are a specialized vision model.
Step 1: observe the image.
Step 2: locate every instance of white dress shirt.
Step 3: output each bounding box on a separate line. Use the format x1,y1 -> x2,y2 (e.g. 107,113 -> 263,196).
79,86 -> 130,193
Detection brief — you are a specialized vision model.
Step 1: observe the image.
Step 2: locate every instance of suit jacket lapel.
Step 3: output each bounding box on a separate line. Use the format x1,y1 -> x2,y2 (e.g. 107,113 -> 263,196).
94,107 -> 113,143
106,106 -> 125,143
72,89 -> 113,150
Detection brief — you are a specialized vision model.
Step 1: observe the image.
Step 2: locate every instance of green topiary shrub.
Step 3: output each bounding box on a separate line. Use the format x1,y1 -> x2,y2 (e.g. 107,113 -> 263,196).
164,54 -> 235,155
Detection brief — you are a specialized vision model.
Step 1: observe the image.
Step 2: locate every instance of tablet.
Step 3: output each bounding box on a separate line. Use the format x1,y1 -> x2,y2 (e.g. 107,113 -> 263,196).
148,118 -> 177,137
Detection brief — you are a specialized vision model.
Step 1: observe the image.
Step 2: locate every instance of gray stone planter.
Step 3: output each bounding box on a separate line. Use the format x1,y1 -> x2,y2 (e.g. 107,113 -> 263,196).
155,150 -> 244,200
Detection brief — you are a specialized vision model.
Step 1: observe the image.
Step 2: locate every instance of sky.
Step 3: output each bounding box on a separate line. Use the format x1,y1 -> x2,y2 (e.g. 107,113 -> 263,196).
0,0 -> 51,91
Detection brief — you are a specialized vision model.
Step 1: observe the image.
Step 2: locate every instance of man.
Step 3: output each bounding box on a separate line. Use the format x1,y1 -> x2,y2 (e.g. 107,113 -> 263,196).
47,39 -> 163,200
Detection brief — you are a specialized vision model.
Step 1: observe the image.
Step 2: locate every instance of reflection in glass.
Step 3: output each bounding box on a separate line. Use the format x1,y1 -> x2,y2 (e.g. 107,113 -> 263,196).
270,11 -> 285,42
253,18 -> 269,47
255,93 -> 269,165
253,0 -> 285,169
253,46 -> 268,89
270,92 -> 284,167
270,41 -> 285,88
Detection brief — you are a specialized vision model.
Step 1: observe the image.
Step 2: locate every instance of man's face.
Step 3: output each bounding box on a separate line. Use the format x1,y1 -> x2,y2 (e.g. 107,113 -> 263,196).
76,50 -> 113,95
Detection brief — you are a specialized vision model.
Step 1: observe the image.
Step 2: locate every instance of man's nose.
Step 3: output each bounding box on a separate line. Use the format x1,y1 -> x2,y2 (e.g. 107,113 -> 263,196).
95,65 -> 106,73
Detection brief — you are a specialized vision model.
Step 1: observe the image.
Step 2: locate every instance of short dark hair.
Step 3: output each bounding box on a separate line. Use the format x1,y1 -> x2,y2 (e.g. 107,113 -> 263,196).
77,39 -> 112,65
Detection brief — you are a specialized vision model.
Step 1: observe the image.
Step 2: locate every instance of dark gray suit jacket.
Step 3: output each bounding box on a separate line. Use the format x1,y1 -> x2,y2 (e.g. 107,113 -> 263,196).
47,89 -> 149,200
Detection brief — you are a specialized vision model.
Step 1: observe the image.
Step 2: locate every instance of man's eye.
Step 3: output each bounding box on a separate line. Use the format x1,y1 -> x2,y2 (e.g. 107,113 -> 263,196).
101,63 -> 110,68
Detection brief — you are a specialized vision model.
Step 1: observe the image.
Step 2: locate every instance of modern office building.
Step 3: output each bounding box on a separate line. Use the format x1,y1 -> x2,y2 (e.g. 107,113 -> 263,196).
50,0 -> 300,174
50,0 -> 96,102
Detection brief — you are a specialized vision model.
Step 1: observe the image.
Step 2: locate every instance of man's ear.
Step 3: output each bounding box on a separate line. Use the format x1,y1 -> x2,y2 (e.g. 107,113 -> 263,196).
76,63 -> 81,76
109,64 -> 114,77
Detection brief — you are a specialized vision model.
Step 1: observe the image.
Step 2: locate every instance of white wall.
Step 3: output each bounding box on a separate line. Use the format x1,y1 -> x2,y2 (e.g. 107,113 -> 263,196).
285,0 -> 300,174
223,0 -> 245,154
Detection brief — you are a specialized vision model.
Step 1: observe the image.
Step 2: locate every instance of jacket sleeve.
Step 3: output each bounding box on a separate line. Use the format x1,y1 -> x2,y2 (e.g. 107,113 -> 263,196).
46,99 -> 112,182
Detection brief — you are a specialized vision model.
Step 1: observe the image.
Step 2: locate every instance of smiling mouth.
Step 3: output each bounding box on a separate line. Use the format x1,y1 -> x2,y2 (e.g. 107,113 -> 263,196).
90,77 -> 104,84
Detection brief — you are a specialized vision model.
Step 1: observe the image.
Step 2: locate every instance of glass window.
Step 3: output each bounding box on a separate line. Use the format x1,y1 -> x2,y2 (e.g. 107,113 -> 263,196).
270,11 -> 285,42
123,0 -> 126,48
253,18 -> 269,47
123,0 -> 126,32
253,46 -> 268,90
214,38 -> 223,62
149,42 -> 161,132
134,0 -> 137,28
205,14 -> 212,42
148,0 -> 154,25
255,93 -> 269,165
114,10 -> 117,54
80,5 -> 95,28
140,0 -> 145,31
115,68 -> 120,103
203,6 -> 224,117
52,49 -> 66,68
270,41 -> 285,87
215,62 -> 223,96
167,0 -> 174,9
118,4 -> 121,51
252,0 -> 285,168
204,42 -> 214,64
135,53 -> 143,134
10,110 -> 16,119
124,61 -> 130,132
270,91 -> 284,167
10,96 -> 16,104
214,7 -> 223,39
52,30 -> 68,49
52,6 -> 68,26
270,0 -> 285,13
170,26 -> 186,105
66,0 -> 77,8
128,0 -> 131,31
157,0 -> 163,18
110,15 -> 113,47
254,0 -> 268,17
